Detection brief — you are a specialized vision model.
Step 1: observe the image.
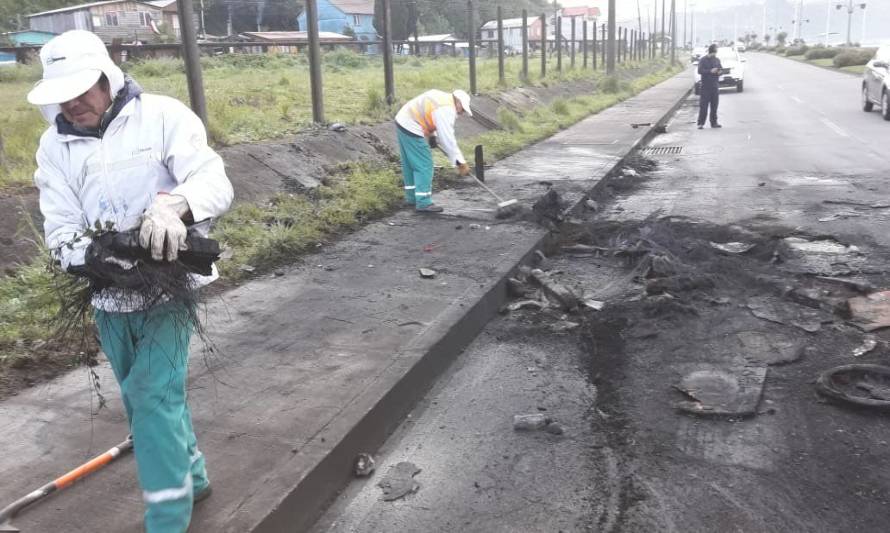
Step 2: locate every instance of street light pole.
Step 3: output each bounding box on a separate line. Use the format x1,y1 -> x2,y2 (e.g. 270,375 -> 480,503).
836,0 -> 866,46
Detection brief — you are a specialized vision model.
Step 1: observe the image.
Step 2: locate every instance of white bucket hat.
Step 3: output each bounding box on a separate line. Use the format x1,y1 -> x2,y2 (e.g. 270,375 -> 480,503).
452,89 -> 473,116
27,30 -> 124,107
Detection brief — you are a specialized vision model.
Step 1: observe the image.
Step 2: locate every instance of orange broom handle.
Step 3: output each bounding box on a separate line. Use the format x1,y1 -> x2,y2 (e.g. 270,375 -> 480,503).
55,437 -> 133,489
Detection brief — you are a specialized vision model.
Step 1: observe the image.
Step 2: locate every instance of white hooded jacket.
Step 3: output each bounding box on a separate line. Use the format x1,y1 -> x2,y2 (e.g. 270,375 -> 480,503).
34,81 -> 234,312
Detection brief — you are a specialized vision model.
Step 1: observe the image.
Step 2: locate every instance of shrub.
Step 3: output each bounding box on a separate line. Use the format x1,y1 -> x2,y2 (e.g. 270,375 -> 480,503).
785,45 -> 808,57
497,107 -> 523,132
0,62 -> 42,83
601,76 -> 620,94
805,47 -> 840,60
833,47 -> 877,68
551,98 -> 570,115
324,48 -> 369,69
364,87 -> 387,115
124,57 -> 184,77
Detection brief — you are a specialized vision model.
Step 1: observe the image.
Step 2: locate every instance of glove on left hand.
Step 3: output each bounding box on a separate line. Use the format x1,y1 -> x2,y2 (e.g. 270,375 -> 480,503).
139,194 -> 190,262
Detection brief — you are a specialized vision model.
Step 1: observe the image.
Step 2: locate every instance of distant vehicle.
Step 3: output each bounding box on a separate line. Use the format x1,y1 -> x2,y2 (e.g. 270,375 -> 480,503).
691,46 -> 707,64
694,46 -> 746,95
735,43 -> 746,52
862,45 -> 890,121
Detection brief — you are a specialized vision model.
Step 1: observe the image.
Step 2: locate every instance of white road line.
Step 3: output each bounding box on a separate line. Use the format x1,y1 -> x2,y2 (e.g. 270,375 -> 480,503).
790,96 -> 803,104
820,118 -> 849,138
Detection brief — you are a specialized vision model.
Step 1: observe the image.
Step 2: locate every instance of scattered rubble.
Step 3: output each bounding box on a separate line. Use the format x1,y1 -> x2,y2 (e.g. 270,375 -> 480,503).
674,365 -> 767,417
377,462 -> 422,501
354,453 -> 376,477
848,291 -> 890,332
852,337 -> 878,358
735,331 -> 803,366
529,269 -> 580,311
501,300 -> 546,313
709,241 -> 755,254
746,297 -> 826,333
419,268 -> 437,279
513,413 -> 550,431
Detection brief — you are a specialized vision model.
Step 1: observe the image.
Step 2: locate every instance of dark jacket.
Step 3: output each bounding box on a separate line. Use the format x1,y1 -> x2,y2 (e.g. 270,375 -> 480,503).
698,55 -> 723,90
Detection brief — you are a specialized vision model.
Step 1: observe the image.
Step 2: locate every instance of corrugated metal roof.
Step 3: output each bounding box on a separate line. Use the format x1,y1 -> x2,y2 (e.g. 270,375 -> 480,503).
328,0 -> 375,15
28,0 -> 157,18
560,7 -> 601,18
144,0 -> 177,7
480,17 -> 527,30
240,31 -> 352,42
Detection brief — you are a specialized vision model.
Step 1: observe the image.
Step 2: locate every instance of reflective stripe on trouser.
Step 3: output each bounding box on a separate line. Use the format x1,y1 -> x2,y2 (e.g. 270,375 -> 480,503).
95,303 -> 208,533
396,126 -> 434,208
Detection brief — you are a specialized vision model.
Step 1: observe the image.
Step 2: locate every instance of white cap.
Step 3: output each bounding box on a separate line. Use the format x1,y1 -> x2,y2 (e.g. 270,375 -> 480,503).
27,30 -> 124,107
452,89 -> 473,117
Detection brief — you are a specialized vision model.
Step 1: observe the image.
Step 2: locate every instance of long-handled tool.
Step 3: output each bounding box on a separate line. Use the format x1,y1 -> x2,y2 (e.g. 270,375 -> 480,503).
0,436 -> 133,532
467,170 -> 520,219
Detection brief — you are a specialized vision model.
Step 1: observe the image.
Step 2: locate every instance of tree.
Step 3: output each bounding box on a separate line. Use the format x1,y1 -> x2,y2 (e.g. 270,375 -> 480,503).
776,31 -> 787,45
764,34 -> 771,45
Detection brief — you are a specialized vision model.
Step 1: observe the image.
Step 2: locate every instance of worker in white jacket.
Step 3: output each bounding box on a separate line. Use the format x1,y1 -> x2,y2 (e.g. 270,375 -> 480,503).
28,30 -> 233,533
395,89 -> 472,213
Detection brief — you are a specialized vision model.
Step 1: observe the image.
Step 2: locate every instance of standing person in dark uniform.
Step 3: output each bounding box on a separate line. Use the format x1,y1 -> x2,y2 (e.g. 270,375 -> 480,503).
697,44 -> 723,129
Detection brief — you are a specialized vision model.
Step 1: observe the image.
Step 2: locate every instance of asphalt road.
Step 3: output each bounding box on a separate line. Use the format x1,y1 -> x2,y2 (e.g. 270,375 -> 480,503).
313,53 -> 890,532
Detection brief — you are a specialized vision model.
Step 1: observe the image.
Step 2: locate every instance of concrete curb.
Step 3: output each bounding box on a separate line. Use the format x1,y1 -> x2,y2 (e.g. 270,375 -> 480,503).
270,78 -> 694,533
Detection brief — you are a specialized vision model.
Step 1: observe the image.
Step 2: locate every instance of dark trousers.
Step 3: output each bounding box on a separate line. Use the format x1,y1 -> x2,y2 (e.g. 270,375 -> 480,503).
698,86 -> 719,126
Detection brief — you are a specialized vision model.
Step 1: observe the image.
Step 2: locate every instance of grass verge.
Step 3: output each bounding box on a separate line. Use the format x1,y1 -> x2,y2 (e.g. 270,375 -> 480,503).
0,58 -> 681,381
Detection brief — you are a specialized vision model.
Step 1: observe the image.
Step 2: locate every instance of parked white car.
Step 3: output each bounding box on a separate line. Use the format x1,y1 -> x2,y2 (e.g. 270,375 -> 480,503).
694,46 -> 746,94
862,45 -> 890,121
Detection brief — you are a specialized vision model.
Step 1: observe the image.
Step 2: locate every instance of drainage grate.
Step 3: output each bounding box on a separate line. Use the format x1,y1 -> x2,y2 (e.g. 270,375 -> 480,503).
643,146 -> 684,155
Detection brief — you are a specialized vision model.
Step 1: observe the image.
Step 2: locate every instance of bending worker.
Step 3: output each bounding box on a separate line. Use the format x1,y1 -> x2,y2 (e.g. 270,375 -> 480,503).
697,44 -> 723,129
395,89 -> 473,213
28,30 -> 233,532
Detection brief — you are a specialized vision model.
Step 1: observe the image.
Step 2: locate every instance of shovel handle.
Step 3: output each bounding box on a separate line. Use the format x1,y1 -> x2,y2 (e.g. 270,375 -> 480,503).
55,437 -> 133,489
0,437 -> 133,526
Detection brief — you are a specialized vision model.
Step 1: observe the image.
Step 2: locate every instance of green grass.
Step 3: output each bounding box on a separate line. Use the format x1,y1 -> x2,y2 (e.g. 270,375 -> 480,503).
0,57 -> 680,371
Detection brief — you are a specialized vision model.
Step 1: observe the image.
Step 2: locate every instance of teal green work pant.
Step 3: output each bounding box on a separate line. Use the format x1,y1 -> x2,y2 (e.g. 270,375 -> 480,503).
396,126 -> 434,208
95,304 -> 208,533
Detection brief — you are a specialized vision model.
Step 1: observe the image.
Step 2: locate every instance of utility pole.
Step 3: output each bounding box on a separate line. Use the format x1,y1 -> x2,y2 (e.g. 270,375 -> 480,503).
690,2 -> 695,46
683,0 -> 687,49
860,2 -> 867,44
763,1 -> 768,44
177,0 -> 207,124
660,0 -> 665,56
468,0 -> 477,94
607,0 -> 616,73
836,0 -> 866,46
382,0 -> 394,104
199,0 -> 205,39
305,0 -> 324,123
670,0 -> 676,64
825,0 -> 831,44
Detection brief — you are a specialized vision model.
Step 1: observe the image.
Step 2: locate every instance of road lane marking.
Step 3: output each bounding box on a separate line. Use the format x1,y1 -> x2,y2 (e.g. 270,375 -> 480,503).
790,96 -> 803,104
820,118 -> 849,138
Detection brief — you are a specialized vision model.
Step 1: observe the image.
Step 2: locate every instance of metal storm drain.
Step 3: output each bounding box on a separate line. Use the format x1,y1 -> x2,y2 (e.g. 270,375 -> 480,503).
643,146 -> 684,156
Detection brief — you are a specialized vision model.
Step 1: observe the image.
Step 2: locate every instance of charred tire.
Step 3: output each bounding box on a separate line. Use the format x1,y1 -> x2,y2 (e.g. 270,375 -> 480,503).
737,81 -> 744,93
862,85 -> 874,112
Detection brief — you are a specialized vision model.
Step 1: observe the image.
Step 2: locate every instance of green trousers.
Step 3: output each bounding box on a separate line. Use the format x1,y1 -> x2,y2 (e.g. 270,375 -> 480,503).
95,303 -> 208,533
396,126 -> 434,208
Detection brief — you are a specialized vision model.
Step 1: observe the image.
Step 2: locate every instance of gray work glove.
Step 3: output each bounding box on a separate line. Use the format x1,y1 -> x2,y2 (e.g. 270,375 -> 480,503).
139,194 -> 190,262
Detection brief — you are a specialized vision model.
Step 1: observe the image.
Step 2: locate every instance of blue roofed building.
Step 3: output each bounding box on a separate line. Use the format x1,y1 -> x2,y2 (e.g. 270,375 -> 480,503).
1,30 -> 57,65
297,0 -> 377,43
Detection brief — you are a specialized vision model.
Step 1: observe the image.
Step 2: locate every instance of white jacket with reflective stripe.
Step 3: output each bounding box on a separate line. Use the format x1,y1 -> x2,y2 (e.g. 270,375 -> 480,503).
34,93 -> 234,311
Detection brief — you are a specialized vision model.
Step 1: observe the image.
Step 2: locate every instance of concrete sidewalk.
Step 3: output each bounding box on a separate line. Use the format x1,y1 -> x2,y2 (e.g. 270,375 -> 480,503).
0,71 -> 691,533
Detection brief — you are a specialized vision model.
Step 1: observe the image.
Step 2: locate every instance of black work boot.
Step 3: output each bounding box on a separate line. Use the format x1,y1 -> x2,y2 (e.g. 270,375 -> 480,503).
416,203 -> 444,213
